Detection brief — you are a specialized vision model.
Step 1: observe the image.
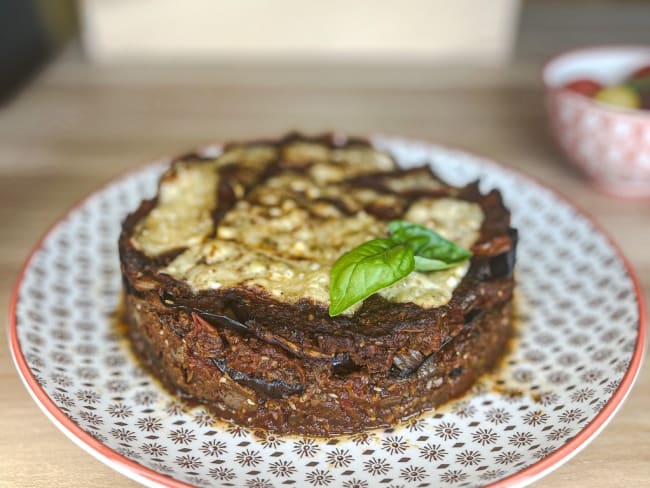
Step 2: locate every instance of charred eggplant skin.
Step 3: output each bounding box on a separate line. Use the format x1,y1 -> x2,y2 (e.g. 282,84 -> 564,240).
210,358 -> 305,399
473,228 -> 518,281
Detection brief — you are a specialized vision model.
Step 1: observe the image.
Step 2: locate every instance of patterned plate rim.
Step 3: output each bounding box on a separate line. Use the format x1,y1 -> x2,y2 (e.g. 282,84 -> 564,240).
7,136 -> 647,488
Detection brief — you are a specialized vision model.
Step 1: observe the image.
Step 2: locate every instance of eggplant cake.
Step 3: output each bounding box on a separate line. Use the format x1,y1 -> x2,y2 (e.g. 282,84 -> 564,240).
119,133 -> 517,435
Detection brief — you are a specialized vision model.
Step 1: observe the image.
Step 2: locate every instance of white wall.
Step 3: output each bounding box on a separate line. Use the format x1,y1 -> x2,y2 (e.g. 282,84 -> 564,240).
81,0 -> 521,63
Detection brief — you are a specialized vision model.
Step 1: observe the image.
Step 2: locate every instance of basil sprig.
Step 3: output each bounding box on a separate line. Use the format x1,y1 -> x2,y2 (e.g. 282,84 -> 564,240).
328,220 -> 472,316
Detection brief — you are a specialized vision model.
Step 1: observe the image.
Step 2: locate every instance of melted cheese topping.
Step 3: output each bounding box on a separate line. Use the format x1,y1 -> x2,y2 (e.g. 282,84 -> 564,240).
131,145 -> 277,256
165,202 -> 387,306
385,172 -> 445,193
404,198 -> 484,248
133,142 -> 485,311
131,161 -> 219,256
165,194 -> 482,312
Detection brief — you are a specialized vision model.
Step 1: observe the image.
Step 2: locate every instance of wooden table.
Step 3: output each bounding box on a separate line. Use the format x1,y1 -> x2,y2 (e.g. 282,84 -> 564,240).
1,54 -> 648,487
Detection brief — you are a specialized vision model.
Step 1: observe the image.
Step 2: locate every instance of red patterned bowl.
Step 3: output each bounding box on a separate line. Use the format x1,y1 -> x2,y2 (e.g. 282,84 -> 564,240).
543,46 -> 650,199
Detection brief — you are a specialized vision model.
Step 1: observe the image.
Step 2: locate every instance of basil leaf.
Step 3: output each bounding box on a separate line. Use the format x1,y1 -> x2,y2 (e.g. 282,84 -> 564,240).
388,220 -> 472,271
329,238 -> 414,316
413,255 -> 459,271
328,221 -> 472,316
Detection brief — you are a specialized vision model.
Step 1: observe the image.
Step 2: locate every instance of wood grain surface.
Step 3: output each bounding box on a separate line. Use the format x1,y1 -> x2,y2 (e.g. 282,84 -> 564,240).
1,53 -> 648,487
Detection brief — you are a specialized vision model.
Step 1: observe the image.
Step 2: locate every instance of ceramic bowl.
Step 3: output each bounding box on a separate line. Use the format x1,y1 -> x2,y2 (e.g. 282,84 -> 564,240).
543,45 -> 650,199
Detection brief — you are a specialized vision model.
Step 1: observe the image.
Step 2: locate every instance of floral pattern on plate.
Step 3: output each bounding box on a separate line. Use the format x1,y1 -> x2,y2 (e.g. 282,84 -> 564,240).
10,137 -> 645,488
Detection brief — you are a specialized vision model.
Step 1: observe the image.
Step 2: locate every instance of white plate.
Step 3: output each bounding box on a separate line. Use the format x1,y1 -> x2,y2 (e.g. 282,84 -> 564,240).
10,136 -> 646,488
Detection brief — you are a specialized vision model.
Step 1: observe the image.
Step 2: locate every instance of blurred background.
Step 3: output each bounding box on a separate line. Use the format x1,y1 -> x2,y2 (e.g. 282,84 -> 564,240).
3,0 -> 650,102
1,2 -> 650,488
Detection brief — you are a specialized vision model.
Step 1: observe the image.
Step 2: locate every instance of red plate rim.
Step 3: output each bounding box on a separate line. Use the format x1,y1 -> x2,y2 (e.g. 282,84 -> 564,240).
7,136 -> 647,488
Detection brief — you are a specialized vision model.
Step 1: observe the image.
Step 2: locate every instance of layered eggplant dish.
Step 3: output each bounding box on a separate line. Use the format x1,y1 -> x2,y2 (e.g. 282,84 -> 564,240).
119,134 -> 517,435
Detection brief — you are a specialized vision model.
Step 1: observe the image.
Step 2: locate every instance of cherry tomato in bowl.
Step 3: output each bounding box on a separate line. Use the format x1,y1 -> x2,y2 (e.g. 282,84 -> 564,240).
563,79 -> 602,97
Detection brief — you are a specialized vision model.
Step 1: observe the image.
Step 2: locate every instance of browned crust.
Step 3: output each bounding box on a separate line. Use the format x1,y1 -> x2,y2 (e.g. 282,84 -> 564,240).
125,291 -> 512,435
